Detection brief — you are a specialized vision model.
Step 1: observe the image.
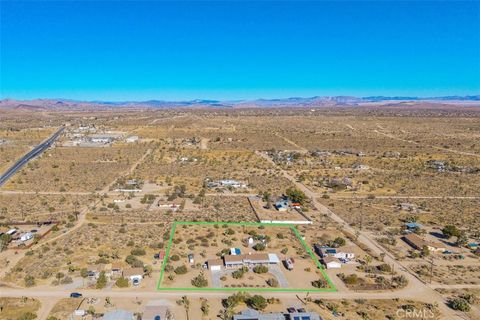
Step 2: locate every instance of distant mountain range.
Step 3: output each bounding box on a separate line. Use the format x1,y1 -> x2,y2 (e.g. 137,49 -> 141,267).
1,95 -> 479,110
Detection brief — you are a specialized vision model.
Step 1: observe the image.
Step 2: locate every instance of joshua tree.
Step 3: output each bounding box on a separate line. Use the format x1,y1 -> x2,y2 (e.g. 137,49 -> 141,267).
177,295 -> 190,320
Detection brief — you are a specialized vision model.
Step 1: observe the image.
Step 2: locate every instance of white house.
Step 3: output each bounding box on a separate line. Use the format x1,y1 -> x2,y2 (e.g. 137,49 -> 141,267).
334,252 -> 355,260
123,268 -> 144,282
322,257 -> 342,269
207,259 -> 223,271
20,232 -> 33,242
125,136 -> 139,143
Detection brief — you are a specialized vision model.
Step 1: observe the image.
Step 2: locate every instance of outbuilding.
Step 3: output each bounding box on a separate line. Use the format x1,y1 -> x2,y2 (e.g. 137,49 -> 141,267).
322,257 -> 342,269
20,232 -> 33,242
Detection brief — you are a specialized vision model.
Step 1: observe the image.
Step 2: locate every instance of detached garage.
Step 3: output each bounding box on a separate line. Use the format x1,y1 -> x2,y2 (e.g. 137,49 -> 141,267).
208,259 -> 223,271
322,256 -> 342,269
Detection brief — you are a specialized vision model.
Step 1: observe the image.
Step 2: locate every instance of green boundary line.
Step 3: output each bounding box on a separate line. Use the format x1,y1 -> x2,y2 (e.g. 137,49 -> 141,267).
156,221 -> 337,292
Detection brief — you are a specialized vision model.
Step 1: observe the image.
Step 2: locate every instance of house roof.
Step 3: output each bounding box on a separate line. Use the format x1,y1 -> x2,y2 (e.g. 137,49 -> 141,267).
207,259 -> 223,267
224,255 -> 244,264
323,256 -> 341,264
405,222 -> 423,229
102,310 -> 134,320
403,233 -> 427,249
142,305 -> 169,320
224,253 -> 272,264
404,233 -> 445,250
123,267 -> 144,277
111,262 -> 123,270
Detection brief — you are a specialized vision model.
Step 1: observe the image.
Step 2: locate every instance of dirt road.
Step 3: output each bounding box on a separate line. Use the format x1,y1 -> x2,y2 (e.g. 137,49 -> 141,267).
255,150 -> 466,320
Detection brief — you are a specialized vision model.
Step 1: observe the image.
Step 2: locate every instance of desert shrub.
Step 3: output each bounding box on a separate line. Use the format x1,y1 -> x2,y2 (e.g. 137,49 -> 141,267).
343,274 -> 358,285
267,278 -> 279,287
174,265 -> 188,275
312,278 -> 328,288
253,243 -> 265,251
24,275 -> 35,287
450,298 -> 470,312
96,271 -> 107,289
18,313 -> 37,320
170,254 -> 180,261
253,265 -> 268,274
247,295 -> 267,310
131,247 -> 146,256
232,267 -> 248,279
191,273 -> 208,287
116,277 -> 129,288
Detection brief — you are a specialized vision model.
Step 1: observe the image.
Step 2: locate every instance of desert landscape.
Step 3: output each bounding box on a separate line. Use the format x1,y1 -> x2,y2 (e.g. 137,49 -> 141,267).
0,102 -> 479,320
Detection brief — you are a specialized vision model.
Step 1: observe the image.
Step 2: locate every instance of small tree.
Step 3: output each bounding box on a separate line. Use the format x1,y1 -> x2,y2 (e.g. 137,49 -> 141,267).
248,295 -> 267,311
96,271 -> 107,289
24,275 -> 35,287
450,298 -> 470,312
267,277 -> 279,287
18,312 -> 37,320
442,225 -> 460,239
312,278 -> 328,288
177,296 -> 190,320
253,265 -> 268,274
286,188 -> 306,204
191,272 -> 208,287
333,237 -> 346,247
253,243 -> 265,251
115,277 -> 129,288
174,265 -> 188,275
200,298 -> 209,316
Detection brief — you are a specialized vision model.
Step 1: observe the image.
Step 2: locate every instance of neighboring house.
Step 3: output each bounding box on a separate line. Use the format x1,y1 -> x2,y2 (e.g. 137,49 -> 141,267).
322,257 -> 342,269
314,245 -> 337,258
142,304 -> 170,320
275,201 -> 289,212
111,263 -> 123,276
102,309 -> 134,320
353,164 -> 369,170
404,222 -> 423,231
125,136 -> 139,143
467,243 -> 479,249
334,252 -> 355,260
291,202 -> 301,209
230,248 -> 241,255
123,268 -> 144,282
233,308 -> 321,320
402,233 -> 446,253
219,179 -> 246,188
20,232 -> 33,242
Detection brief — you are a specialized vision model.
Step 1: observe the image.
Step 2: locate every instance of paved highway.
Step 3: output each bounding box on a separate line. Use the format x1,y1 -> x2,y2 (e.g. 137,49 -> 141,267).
0,127 -> 64,187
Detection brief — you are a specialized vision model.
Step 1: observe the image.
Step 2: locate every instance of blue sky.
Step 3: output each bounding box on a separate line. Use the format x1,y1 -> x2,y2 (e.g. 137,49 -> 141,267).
1,1 -> 479,101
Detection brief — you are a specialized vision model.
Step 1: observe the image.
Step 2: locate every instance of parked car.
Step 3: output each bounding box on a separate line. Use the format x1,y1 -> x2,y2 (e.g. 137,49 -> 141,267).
133,279 -> 140,286
287,307 -> 296,313
70,292 -> 82,298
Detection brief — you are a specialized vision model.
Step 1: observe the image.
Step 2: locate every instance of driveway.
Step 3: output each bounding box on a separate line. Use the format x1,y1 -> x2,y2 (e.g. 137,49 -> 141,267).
210,264 -> 289,288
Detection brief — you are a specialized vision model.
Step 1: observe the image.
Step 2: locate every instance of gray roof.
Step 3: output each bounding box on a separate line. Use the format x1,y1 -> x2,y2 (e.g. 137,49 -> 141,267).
233,308 -> 322,320
102,310 -> 134,320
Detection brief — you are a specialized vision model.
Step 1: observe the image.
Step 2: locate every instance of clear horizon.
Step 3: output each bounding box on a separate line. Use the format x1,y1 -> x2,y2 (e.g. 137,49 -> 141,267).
1,1 -> 479,101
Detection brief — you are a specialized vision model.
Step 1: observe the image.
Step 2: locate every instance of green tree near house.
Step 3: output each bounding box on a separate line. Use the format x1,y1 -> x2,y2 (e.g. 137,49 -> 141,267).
247,295 -> 268,311
285,188 -> 306,204
96,271 -> 107,289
